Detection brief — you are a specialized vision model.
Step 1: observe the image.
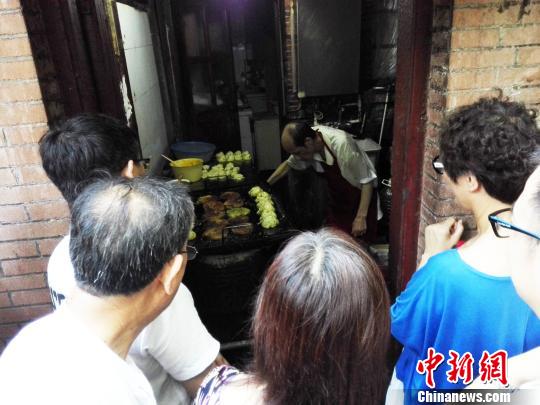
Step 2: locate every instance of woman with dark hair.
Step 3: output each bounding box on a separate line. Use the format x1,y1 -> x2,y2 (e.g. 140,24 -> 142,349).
195,228 -> 390,405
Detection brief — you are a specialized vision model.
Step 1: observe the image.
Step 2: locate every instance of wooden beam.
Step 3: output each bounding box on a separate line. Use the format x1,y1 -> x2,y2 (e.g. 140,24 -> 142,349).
389,0 -> 434,296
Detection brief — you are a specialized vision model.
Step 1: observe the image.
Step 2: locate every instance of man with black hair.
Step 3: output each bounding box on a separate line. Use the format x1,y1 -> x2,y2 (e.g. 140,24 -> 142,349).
0,177 -> 194,404
39,113 -> 146,207
38,114 -> 223,404
267,122 -> 378,237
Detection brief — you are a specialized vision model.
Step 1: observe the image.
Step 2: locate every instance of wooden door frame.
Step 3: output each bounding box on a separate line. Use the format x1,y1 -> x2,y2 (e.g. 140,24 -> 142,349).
22,0 -> 137,126
389,0 -> 434,296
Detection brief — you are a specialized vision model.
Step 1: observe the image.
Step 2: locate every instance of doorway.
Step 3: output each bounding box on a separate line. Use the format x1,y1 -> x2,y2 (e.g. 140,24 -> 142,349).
24,0 -> 434,298
176,2 -> 240,150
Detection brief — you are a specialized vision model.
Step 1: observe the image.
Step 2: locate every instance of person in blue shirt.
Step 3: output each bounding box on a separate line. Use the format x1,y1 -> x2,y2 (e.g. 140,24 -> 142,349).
390,98 -> 540,405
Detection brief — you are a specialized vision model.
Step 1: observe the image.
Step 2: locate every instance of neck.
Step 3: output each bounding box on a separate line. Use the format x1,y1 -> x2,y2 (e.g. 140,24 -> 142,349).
314,132 -> 325,152
471,196 -> 511,235
459,197 -> 513,276
66,288 -> 157,359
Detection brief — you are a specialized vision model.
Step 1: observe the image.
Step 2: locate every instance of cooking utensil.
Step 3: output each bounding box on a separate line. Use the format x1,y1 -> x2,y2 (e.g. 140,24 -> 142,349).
161,154 -> 175,163
170,158 -> 204,182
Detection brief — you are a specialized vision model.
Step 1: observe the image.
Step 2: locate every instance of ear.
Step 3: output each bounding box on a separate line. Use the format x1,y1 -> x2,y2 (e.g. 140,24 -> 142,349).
121,160 -> 136,179
157,254 -> 185,296
465,174 -> 481,193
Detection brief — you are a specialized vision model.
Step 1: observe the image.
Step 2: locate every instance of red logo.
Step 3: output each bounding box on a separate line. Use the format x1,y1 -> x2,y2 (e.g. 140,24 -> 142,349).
446,350 -> 474,385
417,349 -> 508,388
478,350 -> 508,386
416,348 -> 445,389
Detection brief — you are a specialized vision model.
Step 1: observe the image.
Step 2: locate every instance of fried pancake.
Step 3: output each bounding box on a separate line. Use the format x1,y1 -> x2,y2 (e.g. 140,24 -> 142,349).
228,215 -> 250,225
220,191 -> 241,201
205,216 -> 229,227
197,195 -> 219,205
202,226 -> 226,241
223,198 -> 244,209
231,223 -> 254,237
203,200 -> 225,216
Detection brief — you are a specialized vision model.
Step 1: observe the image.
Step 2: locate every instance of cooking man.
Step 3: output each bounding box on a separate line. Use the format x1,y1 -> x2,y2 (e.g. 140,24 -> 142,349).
267,122 -> 377,236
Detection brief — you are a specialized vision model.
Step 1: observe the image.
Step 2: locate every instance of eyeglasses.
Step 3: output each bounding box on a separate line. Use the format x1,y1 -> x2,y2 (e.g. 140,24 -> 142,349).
432,155 -> 445,175
135,158 -> 150,171
181,245 -> 198,260
488,208 -> 540,240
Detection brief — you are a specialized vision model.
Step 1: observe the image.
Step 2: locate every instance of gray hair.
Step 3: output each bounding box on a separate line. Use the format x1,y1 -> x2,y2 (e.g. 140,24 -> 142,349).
69,176 -> 194,296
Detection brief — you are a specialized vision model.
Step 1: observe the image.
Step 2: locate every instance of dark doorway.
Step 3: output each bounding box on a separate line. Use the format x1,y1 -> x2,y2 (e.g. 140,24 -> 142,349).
176,2 -> 241,151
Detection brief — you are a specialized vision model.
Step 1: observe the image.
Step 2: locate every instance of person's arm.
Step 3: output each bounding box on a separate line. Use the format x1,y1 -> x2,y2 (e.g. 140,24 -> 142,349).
266,161 -> 290,185
352,182 -> 373,237
466,347 -> 540,390
333,136 -> 376,237
181,353 -> 229,398
418,218 -> 464,269
506,347 -> 540,387
391,257 -> 443,354
140,285 -> 222,400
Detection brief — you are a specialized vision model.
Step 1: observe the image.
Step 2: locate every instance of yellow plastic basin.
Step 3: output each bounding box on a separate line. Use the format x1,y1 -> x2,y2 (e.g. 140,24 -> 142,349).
170,158 -> 203,182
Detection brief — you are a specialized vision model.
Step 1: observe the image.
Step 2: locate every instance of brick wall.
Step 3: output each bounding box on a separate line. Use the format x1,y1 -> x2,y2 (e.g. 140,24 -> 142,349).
419,0 -> 540,254
0,0 -> 68,351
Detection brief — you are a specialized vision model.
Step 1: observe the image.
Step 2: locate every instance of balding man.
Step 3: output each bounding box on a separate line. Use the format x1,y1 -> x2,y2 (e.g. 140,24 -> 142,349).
268,122 -> 377,236
0,177 -> 194,404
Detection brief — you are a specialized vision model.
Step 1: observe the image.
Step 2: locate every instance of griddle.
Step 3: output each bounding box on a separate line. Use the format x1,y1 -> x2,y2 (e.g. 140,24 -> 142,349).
190,184 -> 297,255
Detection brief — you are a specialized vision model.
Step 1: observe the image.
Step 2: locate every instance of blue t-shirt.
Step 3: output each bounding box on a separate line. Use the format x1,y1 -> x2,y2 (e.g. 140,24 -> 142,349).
392,249 -> 540,403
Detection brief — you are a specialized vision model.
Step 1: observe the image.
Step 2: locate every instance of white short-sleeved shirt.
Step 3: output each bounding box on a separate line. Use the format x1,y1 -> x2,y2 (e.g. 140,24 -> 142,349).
47,235 -> 221,405
0,307 -> 156,405
286,125 -> 378,188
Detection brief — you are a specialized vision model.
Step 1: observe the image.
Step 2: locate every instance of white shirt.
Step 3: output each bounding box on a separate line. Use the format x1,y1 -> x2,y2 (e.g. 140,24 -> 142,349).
286,125 -> 378,188
47,236 -> 221,405
0,307 -> 156,405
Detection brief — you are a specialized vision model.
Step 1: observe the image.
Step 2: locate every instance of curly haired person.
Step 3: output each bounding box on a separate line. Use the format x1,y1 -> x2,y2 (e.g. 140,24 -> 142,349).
389,98 -> 540,405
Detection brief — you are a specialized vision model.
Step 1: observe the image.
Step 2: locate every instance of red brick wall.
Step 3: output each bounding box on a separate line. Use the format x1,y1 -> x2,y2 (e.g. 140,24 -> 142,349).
419,1 -> 540,255
0,0 -> 68,351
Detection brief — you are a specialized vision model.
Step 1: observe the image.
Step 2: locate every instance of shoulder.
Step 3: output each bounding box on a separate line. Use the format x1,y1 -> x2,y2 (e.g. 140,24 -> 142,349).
393,250 -> 460,310
48,235 -> 70,273
420,249 -> 462,270
150,284 -> 195,323
0,312 -> 71,377
2,313 -> 57,357
286,154 -> 308,170
47,235 -> 76,297
140,284 -> 198,333
1,312 -> 156,405
316,126 -> 367,164
315,125 -> 348,147
131,283 -> 220,377
410,249 -> 459,283
194,365 -> 240,403
195,366 -> 264,405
